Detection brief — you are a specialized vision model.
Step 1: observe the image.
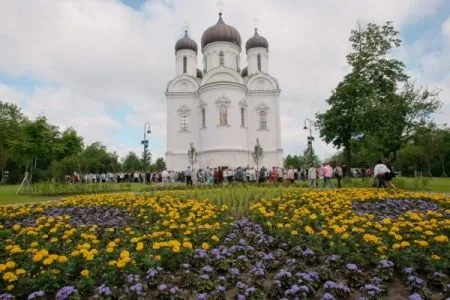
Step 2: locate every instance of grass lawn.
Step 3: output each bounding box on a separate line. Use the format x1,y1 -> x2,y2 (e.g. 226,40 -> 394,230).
0,177 -> 448,205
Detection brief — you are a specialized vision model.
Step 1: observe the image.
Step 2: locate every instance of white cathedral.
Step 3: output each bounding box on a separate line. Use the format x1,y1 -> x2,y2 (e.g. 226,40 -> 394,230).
165,13 -> 283,171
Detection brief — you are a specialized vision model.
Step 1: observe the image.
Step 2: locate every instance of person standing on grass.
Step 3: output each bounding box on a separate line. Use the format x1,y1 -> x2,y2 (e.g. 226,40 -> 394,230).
374,160 -> 389,188
323,162 -> 334,188
161,169 -> 169,185
334,164 -> 343,189
185,166 -> 193,186
308,165 -> 317,188
287,166 -> 295,183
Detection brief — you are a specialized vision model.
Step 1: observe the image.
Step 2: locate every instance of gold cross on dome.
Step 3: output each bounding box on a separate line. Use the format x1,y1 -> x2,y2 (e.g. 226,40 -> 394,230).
184,20 -> 190,33
217,0 -> 224,13
253,17 -> 259,30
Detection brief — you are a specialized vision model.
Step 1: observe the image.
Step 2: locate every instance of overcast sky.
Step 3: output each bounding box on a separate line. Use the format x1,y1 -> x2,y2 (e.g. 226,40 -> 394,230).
1,0 -> 449,162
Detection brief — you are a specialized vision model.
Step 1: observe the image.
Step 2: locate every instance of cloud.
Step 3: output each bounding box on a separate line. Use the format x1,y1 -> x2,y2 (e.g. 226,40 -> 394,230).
0,0 -> 448,162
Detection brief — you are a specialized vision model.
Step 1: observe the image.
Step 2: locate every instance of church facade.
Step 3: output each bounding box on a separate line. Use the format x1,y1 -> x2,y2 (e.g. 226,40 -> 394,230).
165,13 -> 283,171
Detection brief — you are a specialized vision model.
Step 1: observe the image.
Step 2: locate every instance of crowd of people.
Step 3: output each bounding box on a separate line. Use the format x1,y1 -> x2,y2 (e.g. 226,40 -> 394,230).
64,159 -> 397,189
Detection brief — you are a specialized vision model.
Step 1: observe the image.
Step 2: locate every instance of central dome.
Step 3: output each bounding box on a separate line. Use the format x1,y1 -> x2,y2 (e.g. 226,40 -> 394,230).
201,13 -> 241,49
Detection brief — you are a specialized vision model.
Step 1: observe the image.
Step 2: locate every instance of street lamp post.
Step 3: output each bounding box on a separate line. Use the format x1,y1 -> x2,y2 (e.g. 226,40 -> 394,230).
303,119 -> 315,167
187,142 -> 198,170
141,122 -> 151,172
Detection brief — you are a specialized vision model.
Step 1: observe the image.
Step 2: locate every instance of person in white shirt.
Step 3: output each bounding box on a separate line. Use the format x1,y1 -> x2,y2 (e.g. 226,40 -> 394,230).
374,160 -> 390,188
161,169 -> 169,184
287,167 -> 295,183
308,166 -> 317,188
185,166 -> 193,186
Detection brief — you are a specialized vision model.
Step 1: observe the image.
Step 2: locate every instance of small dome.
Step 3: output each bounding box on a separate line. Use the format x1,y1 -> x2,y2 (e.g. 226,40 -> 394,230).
175,30 -> 198,53
196,68 -> 203,79
245,28 -> 268,52
201,13 -> 241,48
241,67 -> 248,77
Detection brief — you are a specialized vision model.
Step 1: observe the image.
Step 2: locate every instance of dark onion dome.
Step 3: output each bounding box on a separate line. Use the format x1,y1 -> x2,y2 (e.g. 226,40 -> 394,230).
196,68 -> 203,79
175,30 -> 198,53
201,13 -> 241,48
245,28 -> 268,52
241,66 -> 248,77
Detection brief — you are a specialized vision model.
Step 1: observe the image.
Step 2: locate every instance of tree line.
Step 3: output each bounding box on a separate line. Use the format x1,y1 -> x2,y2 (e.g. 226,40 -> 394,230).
0,102 -> 166,184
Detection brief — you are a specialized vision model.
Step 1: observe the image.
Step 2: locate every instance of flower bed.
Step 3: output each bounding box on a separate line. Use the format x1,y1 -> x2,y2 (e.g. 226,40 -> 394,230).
0,193 -> 230,298
0,189 -> 449,299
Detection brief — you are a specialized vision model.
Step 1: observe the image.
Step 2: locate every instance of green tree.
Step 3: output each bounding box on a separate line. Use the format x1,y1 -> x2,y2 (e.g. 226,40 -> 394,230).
153,157 -> 166,172
141,148 -> 151,170
303,147 -> 320,167
251,138 -> 264,172
122,152 -> 142,172
81,142 -> 120,173
55,128 -> 84,160
0,102 -> 26,181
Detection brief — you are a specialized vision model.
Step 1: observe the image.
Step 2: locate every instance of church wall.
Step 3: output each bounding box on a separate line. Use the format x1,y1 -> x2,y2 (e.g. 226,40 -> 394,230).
203,42 -> 240,72
166,93 -> 199,170
247,48 -> 269,75
175,49 -> 197,77
198,84 -> 247,158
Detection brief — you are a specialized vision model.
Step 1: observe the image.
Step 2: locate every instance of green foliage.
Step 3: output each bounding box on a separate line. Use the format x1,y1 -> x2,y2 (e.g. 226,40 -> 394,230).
153,157 -> 166,172
317,21 -> 441,168
251,138 -> 264,171
122,151 -> 142,172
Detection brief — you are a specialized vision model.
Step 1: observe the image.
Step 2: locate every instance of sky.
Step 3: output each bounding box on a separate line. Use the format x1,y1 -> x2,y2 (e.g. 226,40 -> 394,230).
0,0 -> 449,163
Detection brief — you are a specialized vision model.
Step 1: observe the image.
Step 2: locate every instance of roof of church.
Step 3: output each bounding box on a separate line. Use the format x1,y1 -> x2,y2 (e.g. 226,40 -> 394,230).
245,28 -> 268,51
201,13 -> 241,48
175,30 -> 198,53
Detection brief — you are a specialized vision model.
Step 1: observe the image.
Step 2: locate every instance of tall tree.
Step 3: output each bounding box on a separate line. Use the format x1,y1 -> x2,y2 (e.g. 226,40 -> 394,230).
153,157 -> 166,172
317,21 -> 440,169
251,138 -> 264,172
122,152 -> 142,172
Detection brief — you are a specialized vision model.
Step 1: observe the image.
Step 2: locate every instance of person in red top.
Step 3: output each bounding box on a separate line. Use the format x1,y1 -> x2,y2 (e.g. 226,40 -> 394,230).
270,167 -> 278,184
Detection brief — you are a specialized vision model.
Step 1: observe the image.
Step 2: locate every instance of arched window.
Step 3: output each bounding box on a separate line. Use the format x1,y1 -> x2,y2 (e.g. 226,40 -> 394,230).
201,108 -> 206,128
219,104 -> 228,126
240,107 -> 245,127
183,56 -> 187,73
259,110 -> 267,129
181,114 -> 188,131
257,54 -> 261,71
219,51 -> 224,66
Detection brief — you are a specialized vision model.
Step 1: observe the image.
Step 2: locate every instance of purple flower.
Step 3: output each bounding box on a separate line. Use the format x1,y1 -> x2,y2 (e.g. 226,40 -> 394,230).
302,248 -> 314,256
169,287 -> 180,294
237,295 -> 246,300
97,284 -> 112,296
360,284 -> 382,296
325,255 -> 340,264
200,274 -> 210,280
346,263 -> 358,271
236,281 -> 248,290
197,293 -> 208,300
245,287 -> 256,296
408,293 -> 424,300
218,276 -> 226,281
287,258 -> 297,266
217,285 -> 226,293
130,283 -> 143,295
55,286 -> 77,300
297,271 -> 320,282
202,265 -> 214,273
407,275 -> 424,288
229,268 -> 240,277
194,249 -> 208,259
0,294 -> 14,300
403,267 -> 415,275
379,260 -> 394,268
275,269 -> 292,280
146,268 -> 159,279
432,271 -> 447,279
321,293 -> 336,300
158,284 -> 167,291
28,291 -> 45,300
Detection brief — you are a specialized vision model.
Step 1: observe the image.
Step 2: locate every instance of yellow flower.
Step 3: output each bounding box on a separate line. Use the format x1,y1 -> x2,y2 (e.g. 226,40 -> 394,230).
71,250 -> 80,257
434,235 -> 448,243
414,240 -> 429,248
0,264 -> 6,272
172,246 -> 181,253
202,243 -> 210,250
392,243 -> 401,250
108,260 -> 117,266
43,258 -> 53,265
15,269 -> 26,275
211,235 -> 220,242
155,255 -> 161,261
2,272 -> 18,282
431,254 -> 440,260
12,224 -> 21,231
183,241 -> 193,249
80,269 -> 89,277
120,250 -> 130,259
117,260 -> 127,268
5,261 -> 16,269
304,226 -> 315,235
291,230 -> 298,236
106,247 -> 114,253
400,241 -> 410,248
136,242 -> 144,252
6,285 -> 14,291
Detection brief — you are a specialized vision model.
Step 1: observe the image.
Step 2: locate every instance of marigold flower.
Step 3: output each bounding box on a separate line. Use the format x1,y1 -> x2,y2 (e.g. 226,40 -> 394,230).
434,235 -> 448,243
201,243 -> 210,250
80,269 -> 89,277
